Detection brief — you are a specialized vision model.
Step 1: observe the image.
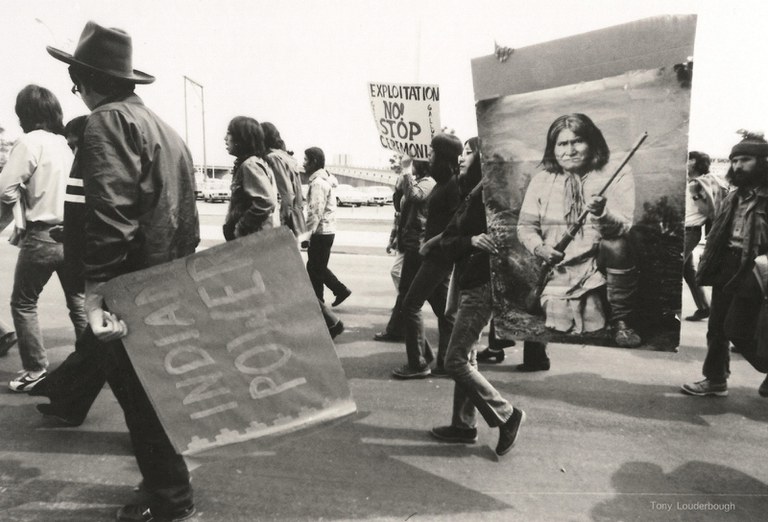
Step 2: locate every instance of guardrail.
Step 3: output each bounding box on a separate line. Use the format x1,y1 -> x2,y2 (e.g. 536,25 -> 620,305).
326,165 -> 398,187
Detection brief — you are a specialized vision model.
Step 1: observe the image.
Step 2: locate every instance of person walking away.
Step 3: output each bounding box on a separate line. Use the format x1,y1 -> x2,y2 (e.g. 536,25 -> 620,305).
392,133 -> 462,379
303,147 -> 351,307
0,84 -> 86,392
682,131 -> 768,398
683,151 -> 728,321
262,121 -> 306,237
48,21 -> 198,521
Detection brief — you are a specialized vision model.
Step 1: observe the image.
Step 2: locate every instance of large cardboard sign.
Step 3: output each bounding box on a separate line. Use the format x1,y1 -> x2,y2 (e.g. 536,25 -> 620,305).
100,228 -> 356,455
472,16 -> 697,351
369,82 -> 441,160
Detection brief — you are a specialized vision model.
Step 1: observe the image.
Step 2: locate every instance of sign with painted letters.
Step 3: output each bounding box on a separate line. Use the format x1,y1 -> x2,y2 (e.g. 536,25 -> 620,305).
368,82 -> 441,160
100,228 -> 356,455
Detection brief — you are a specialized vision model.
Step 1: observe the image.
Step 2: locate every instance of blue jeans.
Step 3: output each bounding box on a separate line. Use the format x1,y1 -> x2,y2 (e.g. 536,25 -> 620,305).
10,223 -> 86,371
445,283 -> 514,429
401,253 -> 453,370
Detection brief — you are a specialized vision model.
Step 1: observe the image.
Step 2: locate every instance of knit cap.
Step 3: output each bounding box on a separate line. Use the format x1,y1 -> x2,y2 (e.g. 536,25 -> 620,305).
730,130 -> 768,159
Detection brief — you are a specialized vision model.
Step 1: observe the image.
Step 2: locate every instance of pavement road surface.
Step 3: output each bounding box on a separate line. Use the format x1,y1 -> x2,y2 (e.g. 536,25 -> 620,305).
0,202 -> 766,521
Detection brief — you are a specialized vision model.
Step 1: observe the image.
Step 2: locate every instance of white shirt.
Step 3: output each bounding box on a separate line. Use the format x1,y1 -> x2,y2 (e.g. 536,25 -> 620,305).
0,129 -> 72,224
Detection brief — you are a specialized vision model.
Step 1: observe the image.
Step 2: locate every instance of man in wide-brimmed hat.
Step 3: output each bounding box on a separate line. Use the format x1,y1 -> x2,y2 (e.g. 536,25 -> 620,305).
47,20 -> 199,522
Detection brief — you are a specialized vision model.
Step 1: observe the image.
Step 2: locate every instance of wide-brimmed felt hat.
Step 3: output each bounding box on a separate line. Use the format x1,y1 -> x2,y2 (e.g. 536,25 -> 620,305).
46,21 -> 155,84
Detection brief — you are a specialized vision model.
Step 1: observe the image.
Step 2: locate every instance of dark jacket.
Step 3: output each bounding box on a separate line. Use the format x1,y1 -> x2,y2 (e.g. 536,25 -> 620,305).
396,174 -> 435,252
78,94 -> 200,281
424,175 -> 461,243
223,155 -> 278,240
698,185 -> 768,291
440,186 -> 489,289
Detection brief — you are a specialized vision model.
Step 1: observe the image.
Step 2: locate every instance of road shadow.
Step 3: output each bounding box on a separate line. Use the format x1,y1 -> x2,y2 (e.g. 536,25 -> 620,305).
0,458 -> 126,521
591,461 -> 768,521
188,411 -> 512,520
488,371 -> 768,425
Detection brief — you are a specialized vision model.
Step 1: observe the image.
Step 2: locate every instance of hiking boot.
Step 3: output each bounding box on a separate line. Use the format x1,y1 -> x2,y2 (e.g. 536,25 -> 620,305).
116,504 -> 196,522
328,320 -> 344,339
36,403 -> 84,427
612,320 -> 642,348
685,308 -> 710,321
9,370 -> 47,392
391,364 -> 430,379
331,288 -> 352,307
759,376 -> 768,398
496,408 -> 526,456
429,425 -> 478,444
681,378 -> 728,397
373,331 -> 404,342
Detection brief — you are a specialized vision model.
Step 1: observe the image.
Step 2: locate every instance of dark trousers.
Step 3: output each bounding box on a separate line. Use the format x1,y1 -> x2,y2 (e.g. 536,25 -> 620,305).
683,226 -> 709,311
306,233 -> 347,302
523,340 -> 550,365
91,329 -> 193,515
703,249 -> 768,382
29,331 -> 105,423
400,252 -> 453,370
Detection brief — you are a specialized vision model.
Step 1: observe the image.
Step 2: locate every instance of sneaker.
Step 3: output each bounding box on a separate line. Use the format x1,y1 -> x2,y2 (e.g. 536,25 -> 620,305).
9,370 -> 47,392
373,331 -> 404,342
612,320 -> 642,348
684,308 -> 710,321
496,408 -> 526,456
36,403 -> 84,427
0,331 -> 17,357
430,366 -> 450,378
328,320 -> 344,339
116,503 -> 196,522
759,376 -> 768,398
331,288 -> 352,307
680,378 -> 728,397
391,364 -> 430,379
429,425 -> 478,443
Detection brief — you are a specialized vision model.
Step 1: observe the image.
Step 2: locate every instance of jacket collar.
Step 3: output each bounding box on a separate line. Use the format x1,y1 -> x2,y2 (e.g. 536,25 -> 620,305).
94,92 -> 143,110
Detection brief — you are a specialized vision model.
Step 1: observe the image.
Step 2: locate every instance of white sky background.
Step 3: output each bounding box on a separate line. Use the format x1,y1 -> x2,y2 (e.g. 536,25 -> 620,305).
1,0 -> 767,167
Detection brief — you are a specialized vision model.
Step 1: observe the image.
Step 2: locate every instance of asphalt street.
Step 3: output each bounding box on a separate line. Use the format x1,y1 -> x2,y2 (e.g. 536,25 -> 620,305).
0,202 -> 766,521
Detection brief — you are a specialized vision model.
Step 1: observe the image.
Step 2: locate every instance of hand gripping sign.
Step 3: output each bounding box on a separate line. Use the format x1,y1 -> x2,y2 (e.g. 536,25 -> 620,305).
369,82 -> 441,160
100,227 -> 356,455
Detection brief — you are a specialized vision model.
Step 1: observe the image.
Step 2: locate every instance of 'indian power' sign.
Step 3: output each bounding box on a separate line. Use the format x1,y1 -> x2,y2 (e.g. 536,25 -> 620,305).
101,227 -> 356,455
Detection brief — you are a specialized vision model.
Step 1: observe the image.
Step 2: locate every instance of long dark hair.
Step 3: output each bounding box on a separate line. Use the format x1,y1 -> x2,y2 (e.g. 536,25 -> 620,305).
15,84 -> 65,135
688,151 -> 711,176
539,113 -> 610,174
227,116 -> 266,160
460,137 -> 482,195
261,121 -> 286,151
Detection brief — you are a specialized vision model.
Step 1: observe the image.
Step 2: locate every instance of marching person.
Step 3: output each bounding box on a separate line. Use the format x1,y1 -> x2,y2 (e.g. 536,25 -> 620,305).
0,85 -> 87,392
222,116 -> 280,240
48,21 -> 198,521
430,137 -> 525,455
682,131 -> 768,398
517,113 -> 642,348
683,151 -> 728,321
303,146 -> 352,307
261,121 -> 306,237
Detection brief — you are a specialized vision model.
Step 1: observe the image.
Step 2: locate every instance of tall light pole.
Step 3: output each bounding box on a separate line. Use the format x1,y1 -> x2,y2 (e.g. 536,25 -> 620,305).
183,76 -> 207,178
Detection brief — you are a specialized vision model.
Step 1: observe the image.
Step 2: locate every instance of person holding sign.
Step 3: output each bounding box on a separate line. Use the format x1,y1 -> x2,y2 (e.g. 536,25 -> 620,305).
47,21 -> 198,522
517,113 -> 642,348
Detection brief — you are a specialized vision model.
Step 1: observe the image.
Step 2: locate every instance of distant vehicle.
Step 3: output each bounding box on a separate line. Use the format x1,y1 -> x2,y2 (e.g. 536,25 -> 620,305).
202,177 -> 231,203
334,184 -> 367,207
360,185 -> 394,206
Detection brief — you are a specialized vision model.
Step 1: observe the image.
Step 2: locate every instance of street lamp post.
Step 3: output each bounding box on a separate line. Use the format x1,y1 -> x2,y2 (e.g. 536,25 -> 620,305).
183,76 -> 208,178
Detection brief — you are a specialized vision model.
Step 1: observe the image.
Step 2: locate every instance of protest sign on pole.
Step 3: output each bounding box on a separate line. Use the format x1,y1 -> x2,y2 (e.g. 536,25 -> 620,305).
100,227 -> 356,456
368,82 -> 441,160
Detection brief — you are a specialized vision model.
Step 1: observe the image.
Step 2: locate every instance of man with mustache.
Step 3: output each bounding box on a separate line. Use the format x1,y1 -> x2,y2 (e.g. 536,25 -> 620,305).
682,131 -> 768,398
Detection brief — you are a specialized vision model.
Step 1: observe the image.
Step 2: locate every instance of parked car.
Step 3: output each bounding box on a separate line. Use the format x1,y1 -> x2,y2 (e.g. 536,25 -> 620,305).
334,184 -> 367,207
360,185 -> 394,206
202,177 -> 231,203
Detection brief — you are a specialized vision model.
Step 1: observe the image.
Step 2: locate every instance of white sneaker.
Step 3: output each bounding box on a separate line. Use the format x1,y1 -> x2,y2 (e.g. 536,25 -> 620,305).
9,370 -> 47,392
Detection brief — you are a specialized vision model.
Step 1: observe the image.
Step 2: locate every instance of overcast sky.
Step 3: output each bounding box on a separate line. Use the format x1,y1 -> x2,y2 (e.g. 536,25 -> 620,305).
1,0 -> 767,167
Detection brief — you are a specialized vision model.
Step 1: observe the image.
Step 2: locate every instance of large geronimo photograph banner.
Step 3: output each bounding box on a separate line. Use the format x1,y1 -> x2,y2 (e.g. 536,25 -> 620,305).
471,16 -> 697,351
